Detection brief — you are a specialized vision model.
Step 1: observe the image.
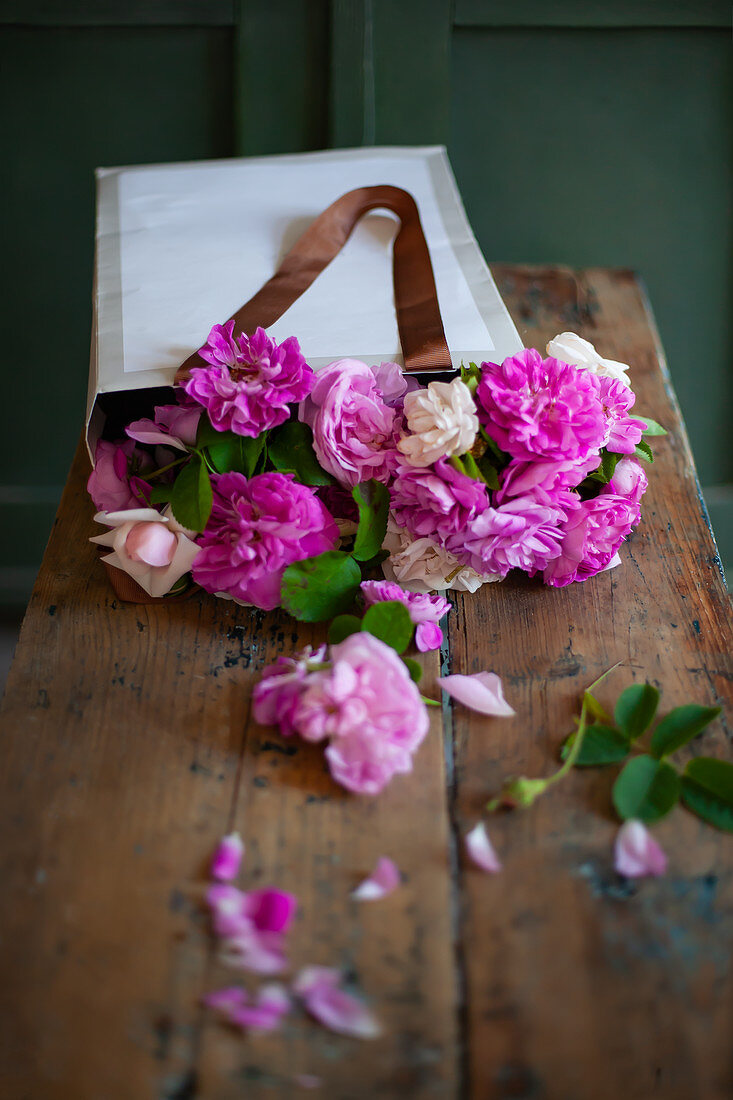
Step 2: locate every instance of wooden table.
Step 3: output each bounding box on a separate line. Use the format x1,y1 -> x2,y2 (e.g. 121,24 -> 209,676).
2,267 -> 731,1100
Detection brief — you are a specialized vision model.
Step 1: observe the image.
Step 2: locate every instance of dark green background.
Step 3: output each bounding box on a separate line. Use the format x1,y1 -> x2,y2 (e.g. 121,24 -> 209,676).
1,0 -> 731,608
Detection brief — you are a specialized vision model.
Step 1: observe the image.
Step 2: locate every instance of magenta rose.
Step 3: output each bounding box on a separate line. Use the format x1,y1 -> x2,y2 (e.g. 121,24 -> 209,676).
192,472 -> 339,610
390,458 -> 490,544
476,349 -> 607,463
543,490 -> 642,587
184,323 -> 314,438
87,438 -> 152,512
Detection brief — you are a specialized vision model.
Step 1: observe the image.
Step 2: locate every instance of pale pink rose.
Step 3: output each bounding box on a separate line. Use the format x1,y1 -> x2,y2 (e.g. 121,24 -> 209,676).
90,508 -> 200,598
397,378 -> 478,467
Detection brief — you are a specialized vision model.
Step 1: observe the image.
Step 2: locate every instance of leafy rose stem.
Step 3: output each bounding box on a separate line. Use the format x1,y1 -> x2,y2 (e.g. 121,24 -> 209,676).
139,455 -> 190,480
487,661 -> 622,811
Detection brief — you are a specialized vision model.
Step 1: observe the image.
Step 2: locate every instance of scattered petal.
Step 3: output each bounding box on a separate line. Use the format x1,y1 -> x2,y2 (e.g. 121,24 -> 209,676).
230,983 -> 292,1033
211,832 -> 245,882
221,929 -> 288,975
206,884 -> 249,938
201,986 -> 246,1013
294,1074 -> 323,1089
439,671 -> 515,716
465,822 -> 502,873
415,621 -> 444,652
293,967 -> 381,1039
245,888 -> 298,933
614,820 -> 667,878
351,857 -> 401,901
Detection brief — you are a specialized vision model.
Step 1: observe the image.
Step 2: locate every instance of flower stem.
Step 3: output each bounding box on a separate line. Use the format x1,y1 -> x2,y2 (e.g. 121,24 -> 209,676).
139,455 -> 189,481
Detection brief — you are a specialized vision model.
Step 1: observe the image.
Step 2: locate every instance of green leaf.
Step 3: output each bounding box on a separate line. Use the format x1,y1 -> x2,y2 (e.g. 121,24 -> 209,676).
328,614 -> 363,644
281,551 -> 361,622
476,451 -> 500,489
634,439 -> 654,463
149,484 -> 174,505
357,549 -> 390,573
680,758 -> 733,832
562,724 -> 631,766
638,416 -> 668,437
195,413 -> 221,449
612,755 -> 681,823
268,420 -> 334,486
650,704 -> 722,758
361,601 -> 414,654
614,682 -> 660,739
421,695 -> 441,707
403,657 -> 423,684
206,432 -> 266,477
170,454 -> 213,533
588,450 -> 622,483
351,480 -> 390,562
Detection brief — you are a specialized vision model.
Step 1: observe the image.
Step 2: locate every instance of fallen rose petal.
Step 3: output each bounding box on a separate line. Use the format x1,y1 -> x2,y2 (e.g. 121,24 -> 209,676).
415,621 -> 443,652
293,967 -> 381,1039
294,1074 -> 323,1089
211,832 -> 245,882
221,928 -> 288,974
245,888 -> 298,933
465,822 -> 502,873
201,986 -> 246,1013
230,983 -> 291,1032
614,820 -> 667,878
351,857 -> 401,901
206,884 -> 250,938
439,671 -> 515,716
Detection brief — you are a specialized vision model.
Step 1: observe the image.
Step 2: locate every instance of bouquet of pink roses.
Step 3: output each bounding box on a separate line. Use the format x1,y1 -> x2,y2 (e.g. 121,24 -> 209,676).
86,185 -> 665,796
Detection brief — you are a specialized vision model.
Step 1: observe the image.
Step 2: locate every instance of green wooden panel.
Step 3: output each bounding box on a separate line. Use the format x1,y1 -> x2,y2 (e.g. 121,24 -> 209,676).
0,1 -> 236,25
449,26 -> 733,488
234,0 -> 329,155
0,24 -> 234,602
330,0 -> 452,147
454,0 -> 732,28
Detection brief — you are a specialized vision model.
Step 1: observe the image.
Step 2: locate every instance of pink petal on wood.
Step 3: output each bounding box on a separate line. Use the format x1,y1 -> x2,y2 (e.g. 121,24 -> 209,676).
221,929 -> 288,975
465,822 -> 502,873
230,983 -> 291,1032
614,820 -> 667,878
293,967 -> 381,1039
201,986 -> 246,1013
351,857 -> 401,901
439,671 -> 515,716
245,888 -> 298,933
211,832 -> 245,882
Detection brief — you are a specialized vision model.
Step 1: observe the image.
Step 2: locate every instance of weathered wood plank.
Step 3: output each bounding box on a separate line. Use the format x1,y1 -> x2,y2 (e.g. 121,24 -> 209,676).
449,266 -> 733,1100
0,469 -> 458,1092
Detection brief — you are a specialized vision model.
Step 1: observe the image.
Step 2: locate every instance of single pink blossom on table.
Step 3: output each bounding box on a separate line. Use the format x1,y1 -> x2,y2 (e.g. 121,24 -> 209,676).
293,967 -> 381,1039
351,856 -> 401,901
294,633 -> 429,795
446,487 -> 577,578
465,822 -> 502,873
211,832 -> 244,882
184,322 -> 314,437
614,820 -> 667,878
126,395 -> 202,452
439,671 -> 515,716
591,375 -> 646,455
87,438 -> 151,512
476,349 -> 607,463
298,359 -> 404,487
253,645 -> 327,736
192,472 -> 339,610
90,508 -> 200,597
543,490 -> 641,587
360,579 -> 450,652
390,458 -> 490,544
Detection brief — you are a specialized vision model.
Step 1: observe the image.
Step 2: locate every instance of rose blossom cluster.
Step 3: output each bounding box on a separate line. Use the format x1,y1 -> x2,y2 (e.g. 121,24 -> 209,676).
253,633 -> 430,795
382,337 -> 650,589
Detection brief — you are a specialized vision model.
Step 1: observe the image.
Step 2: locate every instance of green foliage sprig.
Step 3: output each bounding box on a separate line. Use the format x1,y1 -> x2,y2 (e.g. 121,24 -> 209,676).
488,670 -> 730,831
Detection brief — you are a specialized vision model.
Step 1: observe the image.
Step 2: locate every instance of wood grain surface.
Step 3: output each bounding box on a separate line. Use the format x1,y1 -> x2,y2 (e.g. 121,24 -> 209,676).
1,267 -> 731,1100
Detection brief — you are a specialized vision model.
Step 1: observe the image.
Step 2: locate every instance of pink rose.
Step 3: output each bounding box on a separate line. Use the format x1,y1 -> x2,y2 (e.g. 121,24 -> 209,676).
90,508 -> 200,597
298,359 -> 404,488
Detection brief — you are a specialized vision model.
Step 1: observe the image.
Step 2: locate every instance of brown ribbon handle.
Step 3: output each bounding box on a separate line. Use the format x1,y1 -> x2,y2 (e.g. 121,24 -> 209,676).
175,185 -> 452,383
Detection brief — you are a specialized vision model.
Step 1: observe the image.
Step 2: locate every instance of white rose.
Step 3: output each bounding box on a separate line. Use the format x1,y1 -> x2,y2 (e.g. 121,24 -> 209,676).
547,332 -> 631,385
397,378 -> 478,467
382,522 -> 500,593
